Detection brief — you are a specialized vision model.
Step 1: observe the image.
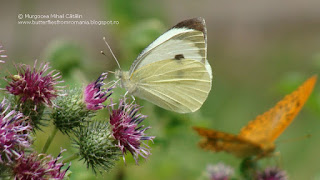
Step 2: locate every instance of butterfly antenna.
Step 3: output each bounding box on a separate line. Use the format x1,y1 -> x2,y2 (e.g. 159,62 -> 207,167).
102,37 -> 121,70
277,134 -> 311,144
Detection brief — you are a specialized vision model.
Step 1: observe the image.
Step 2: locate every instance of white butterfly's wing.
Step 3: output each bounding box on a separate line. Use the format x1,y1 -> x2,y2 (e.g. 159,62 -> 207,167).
129,17 -> 212,79
127,58 -> 211,113
119,18 -> 213,113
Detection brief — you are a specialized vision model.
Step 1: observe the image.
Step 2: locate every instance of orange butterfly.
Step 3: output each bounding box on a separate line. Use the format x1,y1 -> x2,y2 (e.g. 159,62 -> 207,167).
193,75 -> 317,158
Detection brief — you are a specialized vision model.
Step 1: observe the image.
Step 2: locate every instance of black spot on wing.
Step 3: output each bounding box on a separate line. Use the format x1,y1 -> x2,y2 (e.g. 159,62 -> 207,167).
174,54 -> 185,60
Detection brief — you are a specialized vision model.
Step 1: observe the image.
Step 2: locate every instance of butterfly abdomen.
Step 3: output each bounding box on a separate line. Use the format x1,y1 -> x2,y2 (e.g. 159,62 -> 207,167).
193,127 -> 271,158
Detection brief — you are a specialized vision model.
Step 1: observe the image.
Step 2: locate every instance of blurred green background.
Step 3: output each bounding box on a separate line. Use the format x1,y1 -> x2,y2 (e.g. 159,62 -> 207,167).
1,0 -> 320,179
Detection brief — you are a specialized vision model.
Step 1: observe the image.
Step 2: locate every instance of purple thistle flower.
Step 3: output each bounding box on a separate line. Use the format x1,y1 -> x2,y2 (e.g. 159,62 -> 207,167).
256,167 -> 288,180
6,60 -> 64,107
109,98 -> 155,164
206,163 -> 234,180
0,98 -> 31,165
46,149 -> 70,179
13,152 -> 47,180
13,150 -> 70,180
84,72 -> 113,110
0,44 -> 7,63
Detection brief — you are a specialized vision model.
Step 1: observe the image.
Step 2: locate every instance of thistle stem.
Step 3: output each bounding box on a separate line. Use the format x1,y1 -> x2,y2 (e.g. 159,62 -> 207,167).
63,153 -> 80,164
41,126 -> 58,153
240,157 -> 258,179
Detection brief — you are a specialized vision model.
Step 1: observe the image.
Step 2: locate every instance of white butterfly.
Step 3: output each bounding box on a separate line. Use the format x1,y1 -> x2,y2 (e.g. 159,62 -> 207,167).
112,17 -> 212,113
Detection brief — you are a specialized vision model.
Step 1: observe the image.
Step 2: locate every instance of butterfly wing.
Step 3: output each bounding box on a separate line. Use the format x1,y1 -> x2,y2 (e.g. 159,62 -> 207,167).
128,58 -> 211,113
129,17 -> 212,79
238,75 -> 317,143
193,127 -> 263,158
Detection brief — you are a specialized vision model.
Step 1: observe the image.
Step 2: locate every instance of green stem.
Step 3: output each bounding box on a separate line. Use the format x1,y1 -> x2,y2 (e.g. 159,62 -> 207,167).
240,157 -> 258,180
63,153 -> 80,164
41,126 -> 58,153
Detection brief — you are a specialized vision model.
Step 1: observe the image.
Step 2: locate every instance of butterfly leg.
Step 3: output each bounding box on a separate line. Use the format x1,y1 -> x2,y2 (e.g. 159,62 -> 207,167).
107,79 -> 121,88
272,151 -> 283,167
123,91 -> 136,103
123,91 -> 129,98
131,95 -> 136,102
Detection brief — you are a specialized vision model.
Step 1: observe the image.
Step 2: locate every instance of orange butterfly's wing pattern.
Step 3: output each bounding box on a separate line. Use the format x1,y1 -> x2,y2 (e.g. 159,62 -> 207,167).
193,127 -> 265,158
238,75 -> 317,143
193,75 -> 317,158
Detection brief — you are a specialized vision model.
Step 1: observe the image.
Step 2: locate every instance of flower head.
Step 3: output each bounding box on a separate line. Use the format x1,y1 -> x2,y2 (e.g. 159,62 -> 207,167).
84,72 -> 113,110
6,60 -> 64,107
256,167 -> 288,180
0,98 -> 31,165
206,163 -> 234,180
13,150 -> 69,180
109,99 -> 155,163
0,44 -> 7,63
46,149 -> 70,179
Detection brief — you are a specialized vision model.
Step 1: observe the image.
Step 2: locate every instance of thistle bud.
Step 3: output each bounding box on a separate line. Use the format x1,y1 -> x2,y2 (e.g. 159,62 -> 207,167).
73,121 -> 122,173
